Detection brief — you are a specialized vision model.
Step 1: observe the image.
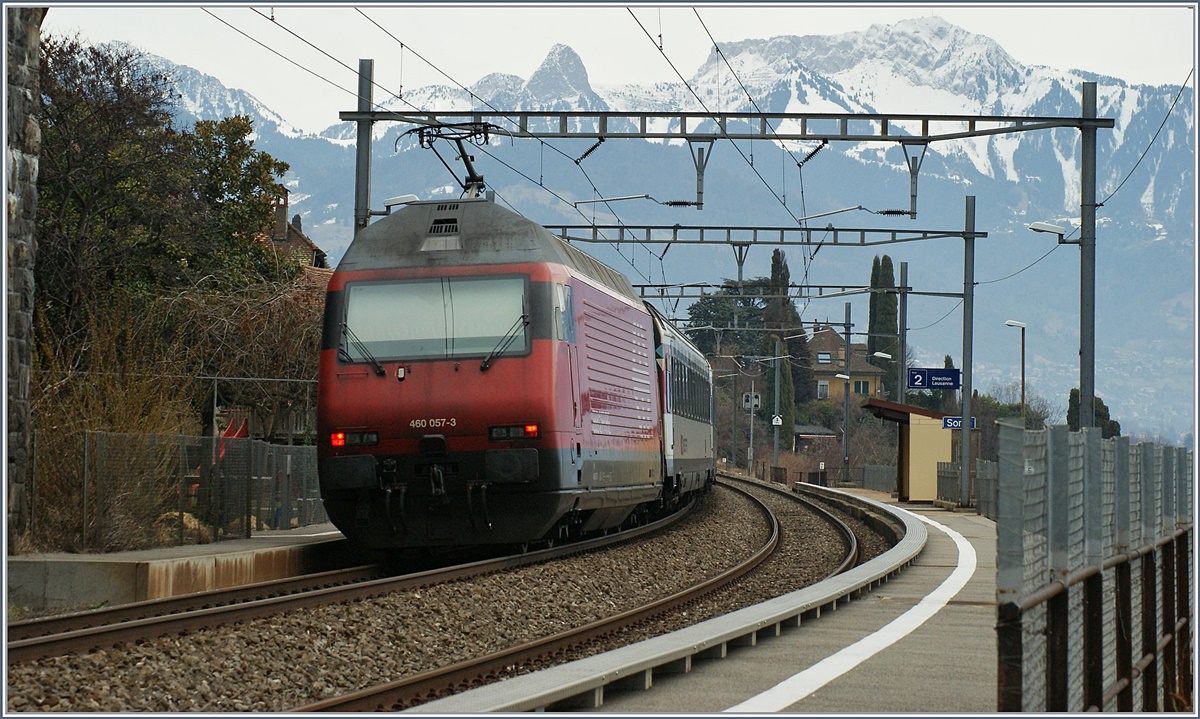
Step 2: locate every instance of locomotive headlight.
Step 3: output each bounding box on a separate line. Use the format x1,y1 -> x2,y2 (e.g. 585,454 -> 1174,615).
489,424 -> 539,441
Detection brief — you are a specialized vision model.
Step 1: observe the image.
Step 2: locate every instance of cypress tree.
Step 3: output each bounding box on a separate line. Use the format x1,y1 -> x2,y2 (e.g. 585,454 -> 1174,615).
867,256 -> 881,359
876,255 -> 898,397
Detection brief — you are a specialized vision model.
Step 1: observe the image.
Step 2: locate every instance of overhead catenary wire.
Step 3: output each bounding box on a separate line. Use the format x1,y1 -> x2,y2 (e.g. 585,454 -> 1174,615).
908,299 -> 963,332
629,8 -> 804,229
976,69 -> 1193,288
688,9 -> 854,323
235,6 -> 661,286
978,243 -> 1064,285
1099,67 -> 1193,208
202,9 -> 378,109
352,8 -> 663,286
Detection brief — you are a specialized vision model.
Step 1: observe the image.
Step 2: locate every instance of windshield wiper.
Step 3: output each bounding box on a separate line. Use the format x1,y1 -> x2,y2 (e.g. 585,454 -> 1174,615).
341,322 -> 385,376
480,314 -> 529,371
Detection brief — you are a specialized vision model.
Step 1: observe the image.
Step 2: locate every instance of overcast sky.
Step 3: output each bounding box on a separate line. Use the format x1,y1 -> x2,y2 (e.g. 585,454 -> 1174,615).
41,3 -> 1198,135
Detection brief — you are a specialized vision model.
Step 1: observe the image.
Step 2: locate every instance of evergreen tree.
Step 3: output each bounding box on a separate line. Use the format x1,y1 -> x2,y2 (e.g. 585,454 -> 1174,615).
765,249 -> 814,404
874,255 -> 898,398
683,277 -> 770,356
1067,389 -> 1122,438
867,256 -> 881,359
36,35 -> 294,354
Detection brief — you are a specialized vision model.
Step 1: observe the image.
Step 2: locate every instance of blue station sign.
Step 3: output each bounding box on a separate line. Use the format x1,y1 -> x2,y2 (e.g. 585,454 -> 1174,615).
907,367 -> 962,390
942,416 -> 977,430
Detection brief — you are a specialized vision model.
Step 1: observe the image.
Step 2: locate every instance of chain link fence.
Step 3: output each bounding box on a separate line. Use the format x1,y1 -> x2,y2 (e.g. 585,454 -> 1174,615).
29,431 -> 324,553
936,458 -> 999,520
995,421 -> 1193,711
861,464 -> 897,494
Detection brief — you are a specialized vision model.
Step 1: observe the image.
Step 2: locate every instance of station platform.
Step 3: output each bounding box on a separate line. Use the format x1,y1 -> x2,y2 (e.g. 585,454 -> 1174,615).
6,524 -> 348,614
589,492 -> 999,713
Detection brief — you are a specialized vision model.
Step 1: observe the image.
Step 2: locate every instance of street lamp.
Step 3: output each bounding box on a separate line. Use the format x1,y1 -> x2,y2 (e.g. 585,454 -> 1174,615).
871,351 -> 891,398
836,371 -> 851,485
1028,221 -> 1074,244
1005,320 -> 1026,429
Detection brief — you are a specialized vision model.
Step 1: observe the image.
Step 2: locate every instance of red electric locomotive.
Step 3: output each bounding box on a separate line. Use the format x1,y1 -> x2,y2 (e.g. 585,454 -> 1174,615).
317,195 -> 714,549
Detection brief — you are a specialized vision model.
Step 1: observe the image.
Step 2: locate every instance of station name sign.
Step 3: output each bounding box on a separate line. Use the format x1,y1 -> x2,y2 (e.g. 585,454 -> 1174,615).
942,416 -> 977,430
907,367 -> 962,390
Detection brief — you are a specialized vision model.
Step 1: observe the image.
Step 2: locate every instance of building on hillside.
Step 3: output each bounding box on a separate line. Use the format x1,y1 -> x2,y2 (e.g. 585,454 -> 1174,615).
792,423 -> 837,453
805,322 -> 887,402
264,191 -> 327,268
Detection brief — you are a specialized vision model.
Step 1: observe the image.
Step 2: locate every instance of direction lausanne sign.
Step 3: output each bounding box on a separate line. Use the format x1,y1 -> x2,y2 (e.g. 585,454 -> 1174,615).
907,367 -> 962,390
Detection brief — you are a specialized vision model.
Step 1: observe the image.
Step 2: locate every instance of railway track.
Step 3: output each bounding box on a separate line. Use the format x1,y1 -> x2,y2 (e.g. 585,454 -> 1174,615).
6,564 -> 388,644
6,494 -> 704,666
403,476 -> 919,713
291,476 -> 865,711
7,479 -> 881,713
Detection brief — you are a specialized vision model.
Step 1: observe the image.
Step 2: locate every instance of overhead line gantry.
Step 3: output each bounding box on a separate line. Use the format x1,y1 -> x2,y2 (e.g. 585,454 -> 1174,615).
344,60 -> 1113,493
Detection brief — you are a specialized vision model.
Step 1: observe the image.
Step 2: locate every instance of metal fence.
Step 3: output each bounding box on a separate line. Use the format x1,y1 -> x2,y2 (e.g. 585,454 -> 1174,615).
995,421 -> 1194,711
862,464 -> 897,494
936,459 -> 999,520
38,431 -> 325,552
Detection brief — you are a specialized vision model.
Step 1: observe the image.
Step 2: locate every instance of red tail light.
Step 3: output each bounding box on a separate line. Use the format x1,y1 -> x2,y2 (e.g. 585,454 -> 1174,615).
489,424 -> 541,441
330,431 -> 378,447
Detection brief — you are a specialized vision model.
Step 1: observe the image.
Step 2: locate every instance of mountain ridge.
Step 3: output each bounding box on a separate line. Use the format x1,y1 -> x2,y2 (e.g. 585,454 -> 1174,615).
99,16 -> 1195,442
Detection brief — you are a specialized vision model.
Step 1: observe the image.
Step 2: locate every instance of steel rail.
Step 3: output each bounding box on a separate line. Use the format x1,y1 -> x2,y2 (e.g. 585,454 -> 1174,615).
722,474 -> 860,576
6,501 -> 699,665
6,564 -> 387,643
404,478 -> 922,713
292,481 -> 781,712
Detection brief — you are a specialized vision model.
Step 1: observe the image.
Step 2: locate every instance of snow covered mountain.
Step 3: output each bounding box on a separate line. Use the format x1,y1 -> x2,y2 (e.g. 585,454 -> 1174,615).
133,17 -> 1195,442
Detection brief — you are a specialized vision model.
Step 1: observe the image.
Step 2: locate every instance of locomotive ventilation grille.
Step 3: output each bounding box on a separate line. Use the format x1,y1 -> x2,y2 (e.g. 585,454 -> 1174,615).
428,217 -> 460,235
435,203 -> 460,212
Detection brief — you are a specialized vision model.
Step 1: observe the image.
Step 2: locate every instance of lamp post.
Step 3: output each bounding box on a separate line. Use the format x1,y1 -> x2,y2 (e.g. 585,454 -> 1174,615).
747,379 -> 755,467
1026,85 -> 1097,429
773,338 -> 782,467
840,299 -> 851,485
1005,320 -> 1026,428
871,351 -> 892,398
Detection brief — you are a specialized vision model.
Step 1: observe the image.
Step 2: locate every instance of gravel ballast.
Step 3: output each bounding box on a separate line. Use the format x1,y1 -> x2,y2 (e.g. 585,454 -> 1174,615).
6,482 -> 891,712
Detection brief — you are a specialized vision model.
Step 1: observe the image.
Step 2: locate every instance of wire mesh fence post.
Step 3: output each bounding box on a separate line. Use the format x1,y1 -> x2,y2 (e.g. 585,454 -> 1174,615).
1113,437 -> 1134,711
176,435 -> 185,546
1159,447 -> 1178,703
29,429 -> 37,538
1045,424 -> 1070,711
995,418 -> 1025,711
1080,427 -> 1104,709
1137,442 -> 1159,710
82,430 -> 90,551
284,452 -> 294,529
1173,446 -> 1193,709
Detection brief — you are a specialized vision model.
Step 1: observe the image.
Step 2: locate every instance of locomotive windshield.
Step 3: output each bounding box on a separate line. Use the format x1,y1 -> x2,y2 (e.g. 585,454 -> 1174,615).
342,276 -> 528,361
